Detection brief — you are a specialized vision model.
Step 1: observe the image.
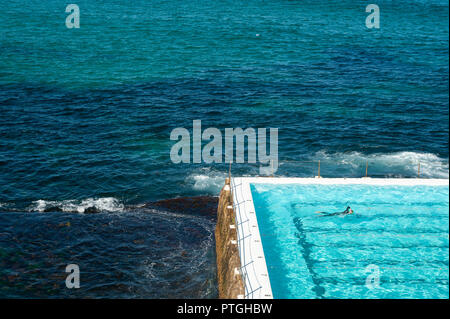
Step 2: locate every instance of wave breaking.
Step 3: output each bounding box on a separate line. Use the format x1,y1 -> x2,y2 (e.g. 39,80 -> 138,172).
29,197 -> 124,214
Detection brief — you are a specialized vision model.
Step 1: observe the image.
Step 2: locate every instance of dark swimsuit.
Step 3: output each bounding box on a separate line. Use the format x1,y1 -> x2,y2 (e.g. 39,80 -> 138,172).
318,206 -> 351,216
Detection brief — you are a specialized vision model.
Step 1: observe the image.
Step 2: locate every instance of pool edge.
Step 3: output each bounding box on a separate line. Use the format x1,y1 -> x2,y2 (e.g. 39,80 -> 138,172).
231,177 -> 274,299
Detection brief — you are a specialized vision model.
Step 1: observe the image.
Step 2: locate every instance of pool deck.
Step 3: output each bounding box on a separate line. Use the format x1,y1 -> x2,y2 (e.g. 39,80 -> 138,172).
230,177 -> 449,299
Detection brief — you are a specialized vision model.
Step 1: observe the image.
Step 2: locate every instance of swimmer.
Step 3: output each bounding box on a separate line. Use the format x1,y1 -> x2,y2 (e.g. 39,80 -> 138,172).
315,206 -> 354,216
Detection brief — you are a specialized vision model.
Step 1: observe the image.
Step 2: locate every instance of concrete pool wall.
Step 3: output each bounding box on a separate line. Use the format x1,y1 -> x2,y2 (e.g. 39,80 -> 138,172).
215,178 -> 245,298
221,177 -> 449,299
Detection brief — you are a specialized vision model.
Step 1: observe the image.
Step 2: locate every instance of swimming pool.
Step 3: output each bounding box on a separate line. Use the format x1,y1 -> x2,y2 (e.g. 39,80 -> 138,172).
246,179 -> 449,299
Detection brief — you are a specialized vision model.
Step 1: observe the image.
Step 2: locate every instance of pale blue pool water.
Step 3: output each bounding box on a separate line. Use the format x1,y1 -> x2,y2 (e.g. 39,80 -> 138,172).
251,183 -> 449,299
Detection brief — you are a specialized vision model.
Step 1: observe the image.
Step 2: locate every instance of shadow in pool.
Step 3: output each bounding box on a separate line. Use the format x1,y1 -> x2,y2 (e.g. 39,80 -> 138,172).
292,216 -> 326,298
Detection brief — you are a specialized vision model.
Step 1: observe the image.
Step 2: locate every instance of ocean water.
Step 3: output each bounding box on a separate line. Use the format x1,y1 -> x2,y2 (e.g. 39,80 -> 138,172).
0,0 -> 448,298
0,200 -> 218,298
251,184 -> 449,299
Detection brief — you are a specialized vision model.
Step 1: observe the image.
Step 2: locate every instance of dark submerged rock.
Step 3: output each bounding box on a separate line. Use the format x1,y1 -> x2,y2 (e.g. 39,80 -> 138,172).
144,196 -> 218,220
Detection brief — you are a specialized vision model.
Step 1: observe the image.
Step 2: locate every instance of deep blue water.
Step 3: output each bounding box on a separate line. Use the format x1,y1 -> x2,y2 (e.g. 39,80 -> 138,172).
0,0 -> 448,298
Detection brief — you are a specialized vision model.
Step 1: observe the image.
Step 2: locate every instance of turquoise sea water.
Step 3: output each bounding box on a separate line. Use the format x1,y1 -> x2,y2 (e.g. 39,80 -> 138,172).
0,0 -> 448,297
251,183 -> 449,299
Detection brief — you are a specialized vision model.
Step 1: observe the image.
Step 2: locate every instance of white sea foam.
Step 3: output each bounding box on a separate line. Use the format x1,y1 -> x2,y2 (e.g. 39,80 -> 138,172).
313,151 -> 449,178
184,152 -> 448,194
30,197 -> 124,213
186,168 -> 228,192
0,202 -> 14,211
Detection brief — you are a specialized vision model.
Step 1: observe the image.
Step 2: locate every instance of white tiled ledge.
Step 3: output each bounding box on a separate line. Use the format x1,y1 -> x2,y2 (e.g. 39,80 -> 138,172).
231,177 -> 273,299
239,177 -> 449,186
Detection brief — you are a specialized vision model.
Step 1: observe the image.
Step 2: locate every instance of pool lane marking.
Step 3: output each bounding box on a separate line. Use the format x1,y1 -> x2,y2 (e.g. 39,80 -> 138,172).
292,216 -> 327,298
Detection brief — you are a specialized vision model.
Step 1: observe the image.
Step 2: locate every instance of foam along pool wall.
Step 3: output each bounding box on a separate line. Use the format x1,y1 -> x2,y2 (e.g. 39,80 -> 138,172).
230,177 -> 449,299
